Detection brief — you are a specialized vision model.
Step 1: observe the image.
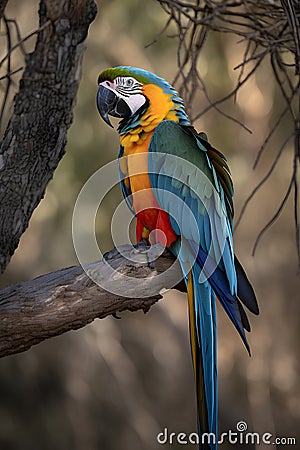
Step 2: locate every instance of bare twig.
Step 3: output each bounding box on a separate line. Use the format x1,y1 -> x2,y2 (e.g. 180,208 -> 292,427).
0,16 -> 52,133
0,20 -> 51,69
0,16 -> 12,126
252,171 -> 295,256
0,0 -> 8,19
281,0 -> 300,74
0,66 -> 23,81
236,133 -> 295,229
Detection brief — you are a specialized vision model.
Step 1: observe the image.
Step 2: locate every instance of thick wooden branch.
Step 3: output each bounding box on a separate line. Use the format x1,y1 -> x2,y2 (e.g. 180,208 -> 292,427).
0,0 -> 97,273
0,246 -> 184,358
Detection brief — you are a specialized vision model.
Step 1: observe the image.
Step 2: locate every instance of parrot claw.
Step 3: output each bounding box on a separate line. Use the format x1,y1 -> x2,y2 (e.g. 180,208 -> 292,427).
112,312 -> 122,319
130,239 -> 153,268
148,260 -> 155,270
133,238 -> 149,252
103,247 -> 121,261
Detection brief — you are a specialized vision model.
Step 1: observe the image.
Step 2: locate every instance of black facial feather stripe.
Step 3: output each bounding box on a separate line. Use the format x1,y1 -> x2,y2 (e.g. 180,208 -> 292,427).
116,88 -> 130,97
116,87 -> 142,96
115,77 -> 143,94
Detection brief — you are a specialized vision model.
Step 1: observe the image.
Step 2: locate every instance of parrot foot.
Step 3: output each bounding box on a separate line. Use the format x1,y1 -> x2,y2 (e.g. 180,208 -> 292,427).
134,238 -> 149,250
102,241 -> 164,270
131,239 -> 165,270
131,239 -> 155,268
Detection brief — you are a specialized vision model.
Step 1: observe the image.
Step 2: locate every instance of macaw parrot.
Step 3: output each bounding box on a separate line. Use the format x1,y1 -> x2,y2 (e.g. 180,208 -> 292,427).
96,66 -> 259,449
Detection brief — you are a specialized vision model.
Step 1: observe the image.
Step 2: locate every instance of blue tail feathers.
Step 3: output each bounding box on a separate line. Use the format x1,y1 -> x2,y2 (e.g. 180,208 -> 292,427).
187,263 -> 218,450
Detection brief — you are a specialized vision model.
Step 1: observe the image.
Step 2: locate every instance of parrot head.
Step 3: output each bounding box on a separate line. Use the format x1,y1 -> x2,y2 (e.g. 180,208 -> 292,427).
96,66 -> 190,133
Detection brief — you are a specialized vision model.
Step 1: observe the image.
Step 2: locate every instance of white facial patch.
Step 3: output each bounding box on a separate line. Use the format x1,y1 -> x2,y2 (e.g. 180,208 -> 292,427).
124,93 -> 146,115
114,76 -> 146,115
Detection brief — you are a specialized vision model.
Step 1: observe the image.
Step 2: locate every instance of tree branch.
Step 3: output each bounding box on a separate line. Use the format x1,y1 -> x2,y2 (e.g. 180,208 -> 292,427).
0,0 -> 97,273
0,246 -> 184,359
0,0 -> 8,19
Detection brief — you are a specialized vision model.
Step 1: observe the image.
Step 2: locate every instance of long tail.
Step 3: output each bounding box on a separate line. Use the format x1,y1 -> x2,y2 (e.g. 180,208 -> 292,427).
187,262 -> 218,450
173,241 -> 258,450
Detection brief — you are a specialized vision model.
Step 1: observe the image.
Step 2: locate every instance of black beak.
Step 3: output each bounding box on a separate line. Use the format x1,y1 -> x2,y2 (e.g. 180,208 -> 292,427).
96,85 -> 131,128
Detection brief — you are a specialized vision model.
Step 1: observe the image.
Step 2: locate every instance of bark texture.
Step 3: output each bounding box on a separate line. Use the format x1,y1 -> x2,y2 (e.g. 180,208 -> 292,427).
0,246 -> 183,358
0,0 -> 97,273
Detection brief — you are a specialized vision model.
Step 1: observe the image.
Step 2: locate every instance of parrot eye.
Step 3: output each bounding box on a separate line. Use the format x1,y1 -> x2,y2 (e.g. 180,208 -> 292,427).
113,76 -> 143,102
124,78 -> 134,87
115,76 -> 140,91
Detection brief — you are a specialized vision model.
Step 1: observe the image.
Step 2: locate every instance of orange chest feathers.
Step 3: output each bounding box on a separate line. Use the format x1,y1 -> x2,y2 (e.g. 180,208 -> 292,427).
119,133 -> 177,246
118,83 -> 179,245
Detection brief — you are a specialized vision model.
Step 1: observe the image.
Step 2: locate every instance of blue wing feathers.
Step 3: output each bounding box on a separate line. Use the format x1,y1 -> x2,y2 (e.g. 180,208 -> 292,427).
189,241 -> 251,355
147,120 -> 257,446
148,119 -> 256,346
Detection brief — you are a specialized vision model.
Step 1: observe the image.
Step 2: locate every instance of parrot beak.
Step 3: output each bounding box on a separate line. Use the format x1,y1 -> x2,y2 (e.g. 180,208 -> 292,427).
97,84 -> 131,128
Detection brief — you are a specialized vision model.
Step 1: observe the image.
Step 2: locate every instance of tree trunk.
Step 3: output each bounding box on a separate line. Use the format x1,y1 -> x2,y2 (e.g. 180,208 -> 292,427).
0,0 -> 97,273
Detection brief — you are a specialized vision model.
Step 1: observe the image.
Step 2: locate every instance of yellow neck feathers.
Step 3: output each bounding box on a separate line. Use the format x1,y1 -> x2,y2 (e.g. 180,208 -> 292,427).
120,84 -> 179,148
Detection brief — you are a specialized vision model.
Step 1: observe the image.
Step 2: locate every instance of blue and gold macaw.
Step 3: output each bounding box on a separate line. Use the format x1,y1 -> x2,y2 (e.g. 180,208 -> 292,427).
96,66 -> 259,449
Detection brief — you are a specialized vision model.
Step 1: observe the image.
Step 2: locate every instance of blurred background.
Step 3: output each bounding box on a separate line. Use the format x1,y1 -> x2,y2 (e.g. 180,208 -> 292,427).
0,0 -> 299,449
